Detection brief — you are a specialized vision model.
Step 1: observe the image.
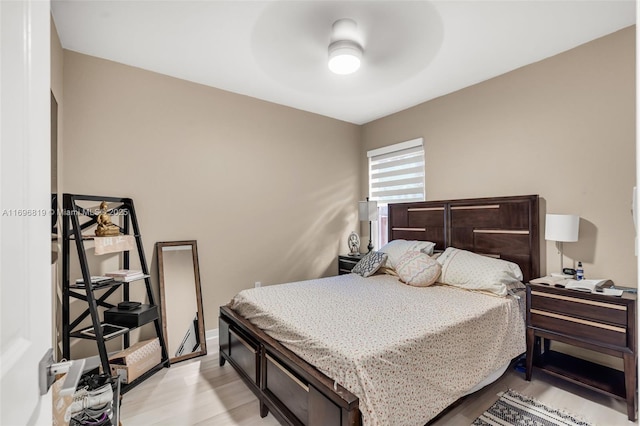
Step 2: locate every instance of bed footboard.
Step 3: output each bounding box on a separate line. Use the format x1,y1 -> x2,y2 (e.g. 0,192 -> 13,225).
219,306 -> 361,426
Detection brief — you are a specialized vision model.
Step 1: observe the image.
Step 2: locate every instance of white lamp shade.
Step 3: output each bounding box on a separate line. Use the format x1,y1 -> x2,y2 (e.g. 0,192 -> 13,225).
545,214 -> 579,242
359,200 -> 378,222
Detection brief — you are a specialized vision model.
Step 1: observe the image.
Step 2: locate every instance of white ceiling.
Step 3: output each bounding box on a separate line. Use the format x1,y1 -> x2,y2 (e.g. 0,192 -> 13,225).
51,1 -> 635,125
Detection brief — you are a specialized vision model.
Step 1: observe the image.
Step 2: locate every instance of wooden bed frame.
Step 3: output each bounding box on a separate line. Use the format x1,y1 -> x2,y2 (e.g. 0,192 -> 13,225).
219,194 -> 540,426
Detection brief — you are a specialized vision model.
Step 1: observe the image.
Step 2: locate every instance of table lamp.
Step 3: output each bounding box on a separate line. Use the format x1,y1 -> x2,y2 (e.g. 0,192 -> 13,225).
358,197 -> 378,252
545,213 -> 579,276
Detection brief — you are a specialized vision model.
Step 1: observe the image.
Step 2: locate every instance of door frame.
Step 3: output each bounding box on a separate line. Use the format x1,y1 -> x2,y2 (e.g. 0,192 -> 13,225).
0,0 -> 52,424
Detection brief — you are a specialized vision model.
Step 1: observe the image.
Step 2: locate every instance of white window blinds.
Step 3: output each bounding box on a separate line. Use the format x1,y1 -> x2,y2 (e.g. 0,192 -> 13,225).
368,138 -> 425,205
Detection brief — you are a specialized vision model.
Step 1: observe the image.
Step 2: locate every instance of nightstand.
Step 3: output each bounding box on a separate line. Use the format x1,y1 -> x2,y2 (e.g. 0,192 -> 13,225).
338,254 -> 362,275
525,283 -> 637,420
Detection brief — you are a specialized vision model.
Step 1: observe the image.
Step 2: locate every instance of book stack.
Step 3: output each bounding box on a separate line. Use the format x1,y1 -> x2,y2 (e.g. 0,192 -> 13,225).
74,276 -> 116,288
105,269 -> 147,282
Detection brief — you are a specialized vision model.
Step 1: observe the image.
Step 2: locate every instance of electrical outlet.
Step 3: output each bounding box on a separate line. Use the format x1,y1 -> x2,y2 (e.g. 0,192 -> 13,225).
254,281 -> 262,288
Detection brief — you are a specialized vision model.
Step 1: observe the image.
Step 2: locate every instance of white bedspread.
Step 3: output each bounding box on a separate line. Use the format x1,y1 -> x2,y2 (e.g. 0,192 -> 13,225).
229,273 -> 525,426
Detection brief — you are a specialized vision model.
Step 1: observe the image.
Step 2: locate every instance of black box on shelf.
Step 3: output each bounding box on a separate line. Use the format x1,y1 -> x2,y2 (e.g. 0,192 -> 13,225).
104,304 -> 158,328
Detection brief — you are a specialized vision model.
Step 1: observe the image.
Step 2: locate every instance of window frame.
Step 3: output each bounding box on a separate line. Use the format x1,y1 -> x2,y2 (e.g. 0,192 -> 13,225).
367,138 -> 425,249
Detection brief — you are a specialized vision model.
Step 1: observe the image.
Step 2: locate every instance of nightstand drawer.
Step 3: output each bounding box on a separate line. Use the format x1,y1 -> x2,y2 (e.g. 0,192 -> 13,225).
530,290 -> 628,326
530,309 -> 627,347
338,255 -> 361,275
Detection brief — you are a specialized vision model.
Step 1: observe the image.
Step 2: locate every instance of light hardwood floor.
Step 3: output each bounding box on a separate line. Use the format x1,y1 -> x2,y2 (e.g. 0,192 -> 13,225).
120,338 -> 635,425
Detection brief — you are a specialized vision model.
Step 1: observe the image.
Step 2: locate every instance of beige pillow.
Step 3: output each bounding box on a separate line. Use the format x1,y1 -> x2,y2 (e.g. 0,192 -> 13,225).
395,251 -> 442,287
437,247 -> 523,296
379,239 -> 436,269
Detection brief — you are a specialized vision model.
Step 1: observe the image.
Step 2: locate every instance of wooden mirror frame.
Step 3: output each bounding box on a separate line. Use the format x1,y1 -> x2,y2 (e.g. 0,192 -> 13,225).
156,240 -> 207,363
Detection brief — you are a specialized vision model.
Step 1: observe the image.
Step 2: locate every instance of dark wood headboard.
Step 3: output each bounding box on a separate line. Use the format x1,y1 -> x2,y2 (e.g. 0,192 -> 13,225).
388,195 -> 539,283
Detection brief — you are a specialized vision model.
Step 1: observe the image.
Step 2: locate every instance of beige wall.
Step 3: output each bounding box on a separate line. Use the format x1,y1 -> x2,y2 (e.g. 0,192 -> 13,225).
62,51 -> 361,331
362,26 -> 637,287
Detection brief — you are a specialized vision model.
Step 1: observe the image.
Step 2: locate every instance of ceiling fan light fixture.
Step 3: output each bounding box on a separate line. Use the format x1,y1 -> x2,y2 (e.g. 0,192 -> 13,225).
328,19 -> 363,75
328,40 -> 362,75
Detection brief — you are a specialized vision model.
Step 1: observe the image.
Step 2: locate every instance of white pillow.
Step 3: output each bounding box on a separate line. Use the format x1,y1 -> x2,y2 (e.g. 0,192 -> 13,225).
379,239 -> 436,269
395,251 -> 441,287
437,247 -> 523,296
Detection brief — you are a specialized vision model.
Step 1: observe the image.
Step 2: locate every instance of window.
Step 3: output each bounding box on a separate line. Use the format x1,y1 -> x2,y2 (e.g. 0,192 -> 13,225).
368,138 -> 425,248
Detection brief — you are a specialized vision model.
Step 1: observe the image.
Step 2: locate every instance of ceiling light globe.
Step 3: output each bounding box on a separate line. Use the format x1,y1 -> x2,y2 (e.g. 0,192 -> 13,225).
328,54 -> 361,75
328,40 -> 363,75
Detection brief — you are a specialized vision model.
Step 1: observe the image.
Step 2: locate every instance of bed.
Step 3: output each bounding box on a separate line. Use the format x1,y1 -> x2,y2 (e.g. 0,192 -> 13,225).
219,195 -> 540,426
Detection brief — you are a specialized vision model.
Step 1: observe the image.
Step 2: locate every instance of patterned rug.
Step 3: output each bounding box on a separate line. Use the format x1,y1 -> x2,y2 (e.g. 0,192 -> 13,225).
472,389 -> 593,426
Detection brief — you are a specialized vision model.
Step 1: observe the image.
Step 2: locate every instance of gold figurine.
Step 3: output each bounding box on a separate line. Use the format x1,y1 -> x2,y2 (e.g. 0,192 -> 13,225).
95,201 -> 120,236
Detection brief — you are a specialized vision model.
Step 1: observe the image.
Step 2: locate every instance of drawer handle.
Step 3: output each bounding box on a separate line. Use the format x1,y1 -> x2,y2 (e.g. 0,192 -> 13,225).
473,229 -> 529,235
407,207 -> 444,212
266,353 -> 309,392
230,329 -> 257,354
530,309 -> 626,333
391,227 -> 426,232
451,204 -> 500,210
531,291 -> 627,311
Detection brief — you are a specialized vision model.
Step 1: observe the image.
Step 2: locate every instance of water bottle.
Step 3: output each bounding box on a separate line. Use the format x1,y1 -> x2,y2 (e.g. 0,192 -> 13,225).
576,262 -> 584,281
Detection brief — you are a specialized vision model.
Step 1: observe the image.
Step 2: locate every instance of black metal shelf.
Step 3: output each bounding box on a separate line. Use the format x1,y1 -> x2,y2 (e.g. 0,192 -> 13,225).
62,193 -> 169,384
68,275 -> 150,290
70,323 -> 130,341
67,234 -> 142,241
69,305 -> 159,340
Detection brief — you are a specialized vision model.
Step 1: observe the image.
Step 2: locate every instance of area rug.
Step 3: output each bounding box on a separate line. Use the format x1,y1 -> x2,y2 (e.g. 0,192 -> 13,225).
472,389 -> 593,426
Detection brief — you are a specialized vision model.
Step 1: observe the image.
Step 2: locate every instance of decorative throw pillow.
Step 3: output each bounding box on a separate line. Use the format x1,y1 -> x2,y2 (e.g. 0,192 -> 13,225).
395,251 -> 441,287
436,247 -> 523,296
378,239 -> 437,270
351,251 -> 387,278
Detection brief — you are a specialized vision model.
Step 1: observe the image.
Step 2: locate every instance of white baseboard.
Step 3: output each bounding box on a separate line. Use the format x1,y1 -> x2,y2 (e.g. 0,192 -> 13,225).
206,328 -> 218,342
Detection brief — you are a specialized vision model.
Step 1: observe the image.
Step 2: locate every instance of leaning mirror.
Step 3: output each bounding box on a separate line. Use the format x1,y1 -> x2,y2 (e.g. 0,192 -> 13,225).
156,240 -> 206,363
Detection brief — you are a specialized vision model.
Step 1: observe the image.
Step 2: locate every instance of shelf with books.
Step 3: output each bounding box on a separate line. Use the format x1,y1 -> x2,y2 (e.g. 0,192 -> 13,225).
62,193 -> 169,394
67,234 -> 142,241
68,279 -> 149,291
71,275 -> 117,288
69,281 -> 121,291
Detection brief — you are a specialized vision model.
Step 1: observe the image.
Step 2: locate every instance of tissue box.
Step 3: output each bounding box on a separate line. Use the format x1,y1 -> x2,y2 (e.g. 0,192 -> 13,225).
109,338 -> 161,384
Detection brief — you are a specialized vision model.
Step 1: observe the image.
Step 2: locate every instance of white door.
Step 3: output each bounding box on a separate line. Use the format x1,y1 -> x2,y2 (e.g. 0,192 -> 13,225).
0,0 -> 52,424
